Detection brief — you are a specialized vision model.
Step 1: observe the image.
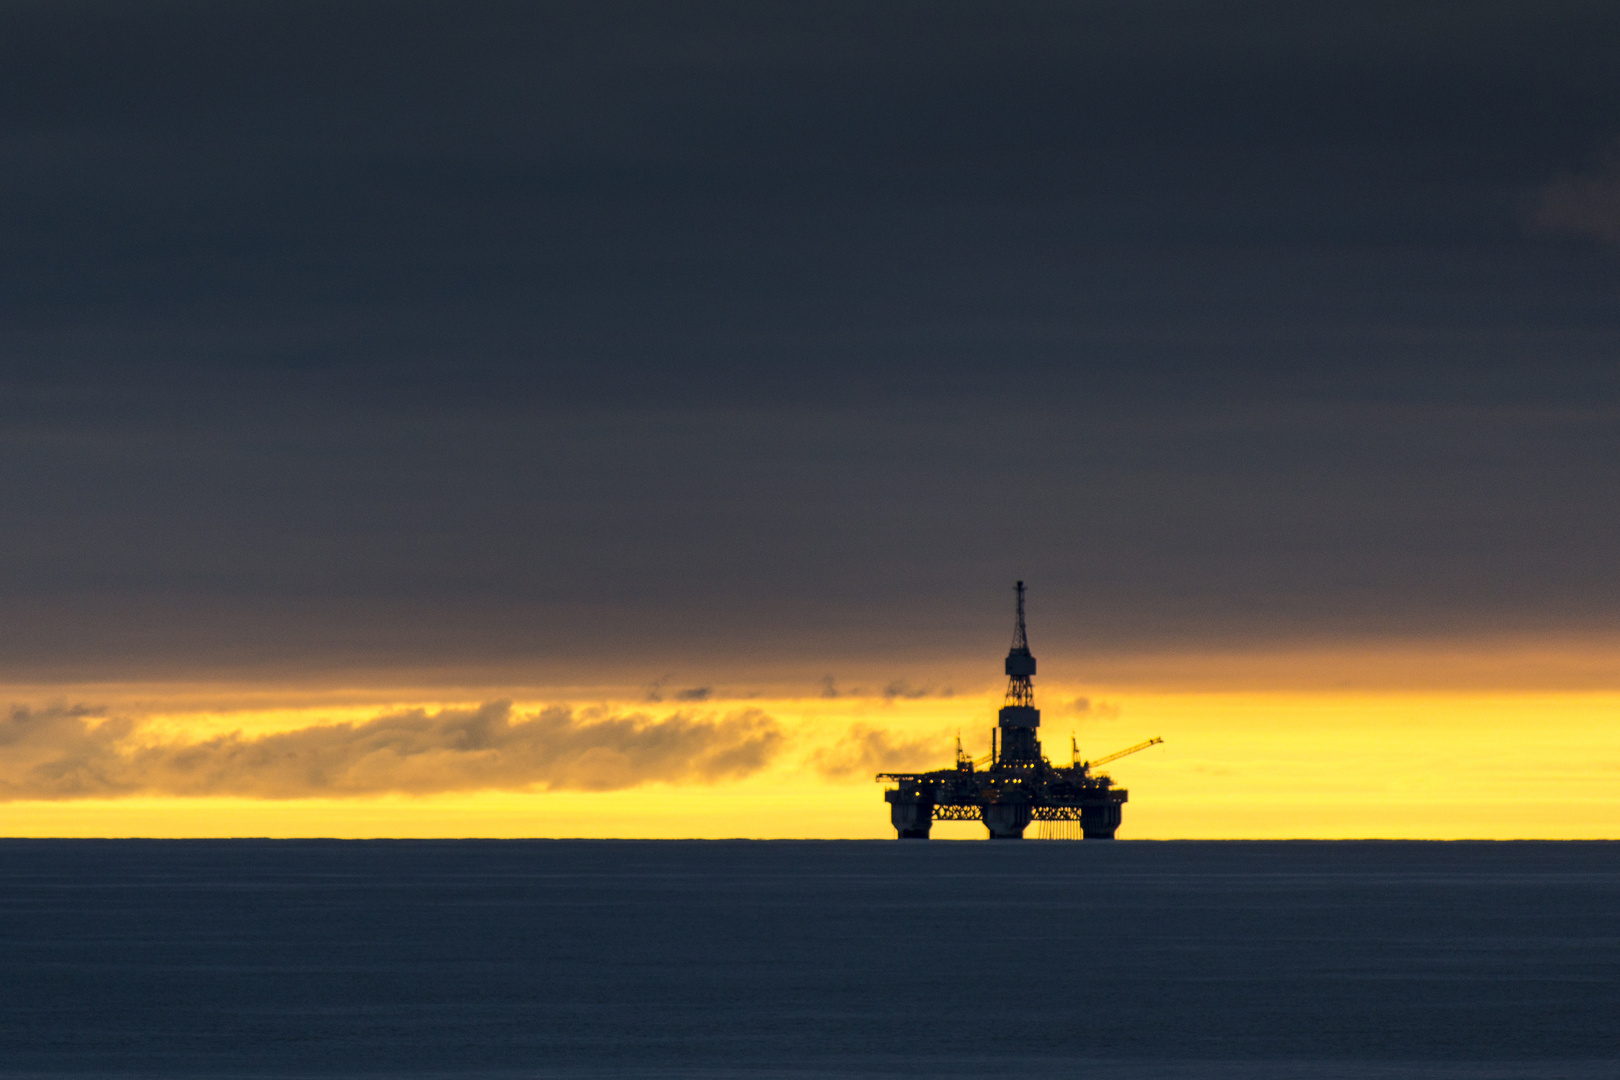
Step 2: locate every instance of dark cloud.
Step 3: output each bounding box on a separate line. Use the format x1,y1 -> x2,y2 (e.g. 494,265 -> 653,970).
0,701 -> 782,799
881,680 -> 933,701
0,2 -> 1617,681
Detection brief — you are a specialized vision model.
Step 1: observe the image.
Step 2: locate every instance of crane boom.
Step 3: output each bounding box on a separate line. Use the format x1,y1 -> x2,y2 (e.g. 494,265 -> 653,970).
1086,737 -> 1163,768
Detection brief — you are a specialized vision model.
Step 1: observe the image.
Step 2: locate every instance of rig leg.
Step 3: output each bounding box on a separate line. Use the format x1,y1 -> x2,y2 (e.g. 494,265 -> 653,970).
887,791 -> 934,839
1081,802 -> 1123,839
982,801 -> 1032,839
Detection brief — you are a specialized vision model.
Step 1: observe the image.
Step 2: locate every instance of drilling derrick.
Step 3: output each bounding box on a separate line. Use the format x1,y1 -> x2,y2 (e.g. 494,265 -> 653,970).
998,581 -> 1040,767
879,583 -> 1161,840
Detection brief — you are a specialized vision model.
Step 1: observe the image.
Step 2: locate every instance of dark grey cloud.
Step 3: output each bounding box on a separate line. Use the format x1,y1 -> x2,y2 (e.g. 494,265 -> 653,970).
0,2 -> 1618,680
881,680 -> 953,701
0,701 -> 782,799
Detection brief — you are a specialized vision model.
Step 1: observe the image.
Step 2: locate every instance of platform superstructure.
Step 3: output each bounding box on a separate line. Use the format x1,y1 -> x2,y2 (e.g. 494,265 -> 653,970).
879,582 -> 1161,839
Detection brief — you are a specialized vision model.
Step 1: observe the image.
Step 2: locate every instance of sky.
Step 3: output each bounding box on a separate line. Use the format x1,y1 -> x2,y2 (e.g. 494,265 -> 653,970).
2,0 -> 1619,837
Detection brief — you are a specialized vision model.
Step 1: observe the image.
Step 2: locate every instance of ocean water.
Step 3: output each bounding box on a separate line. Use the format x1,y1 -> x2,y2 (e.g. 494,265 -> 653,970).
0,840 -> 1616,1080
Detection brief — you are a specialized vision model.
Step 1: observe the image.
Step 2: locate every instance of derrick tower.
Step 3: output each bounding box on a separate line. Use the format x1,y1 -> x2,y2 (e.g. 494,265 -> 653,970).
878,583 -> 1162,839
997,580 -> 1041,767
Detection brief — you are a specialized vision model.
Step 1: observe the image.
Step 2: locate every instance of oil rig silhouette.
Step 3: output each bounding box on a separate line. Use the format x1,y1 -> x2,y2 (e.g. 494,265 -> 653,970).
878,583 -> 1162,839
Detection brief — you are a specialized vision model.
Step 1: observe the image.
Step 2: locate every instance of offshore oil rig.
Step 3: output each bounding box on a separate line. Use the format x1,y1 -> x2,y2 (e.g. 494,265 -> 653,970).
879,583 -> 1161,839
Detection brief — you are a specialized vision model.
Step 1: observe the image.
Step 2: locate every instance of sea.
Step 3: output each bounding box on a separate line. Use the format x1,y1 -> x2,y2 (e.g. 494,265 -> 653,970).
0,840 -> 1616,1080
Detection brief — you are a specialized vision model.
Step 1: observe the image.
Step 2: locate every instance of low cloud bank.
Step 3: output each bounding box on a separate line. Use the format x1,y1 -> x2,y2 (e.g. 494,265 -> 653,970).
0,701 -> 782,800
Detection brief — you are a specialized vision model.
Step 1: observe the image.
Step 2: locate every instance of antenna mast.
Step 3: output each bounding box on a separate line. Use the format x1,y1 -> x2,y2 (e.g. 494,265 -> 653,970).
1013,582 -> 1028,650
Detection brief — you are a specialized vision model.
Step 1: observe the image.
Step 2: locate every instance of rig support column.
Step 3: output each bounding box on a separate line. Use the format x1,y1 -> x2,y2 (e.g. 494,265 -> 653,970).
983,799 -> 1032,839
885,785 -> 934,839
1080,800 -> 1123,839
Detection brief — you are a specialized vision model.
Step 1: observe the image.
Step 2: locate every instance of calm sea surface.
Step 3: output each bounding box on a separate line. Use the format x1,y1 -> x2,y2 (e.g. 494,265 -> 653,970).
0,840 -> 1616,1079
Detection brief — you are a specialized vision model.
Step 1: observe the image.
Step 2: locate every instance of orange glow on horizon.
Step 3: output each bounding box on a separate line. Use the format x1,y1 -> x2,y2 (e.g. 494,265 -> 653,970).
0,683 -> 1615,839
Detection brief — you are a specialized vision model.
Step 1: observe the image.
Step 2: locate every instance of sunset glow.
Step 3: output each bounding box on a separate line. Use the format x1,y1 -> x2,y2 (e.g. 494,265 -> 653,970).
6,665 -> 1615,838
4,1 -> 1618,846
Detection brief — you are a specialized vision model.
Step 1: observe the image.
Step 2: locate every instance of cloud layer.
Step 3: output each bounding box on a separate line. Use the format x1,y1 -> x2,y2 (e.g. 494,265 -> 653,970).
0,702 -> 782,800
2,3 -> 1619,681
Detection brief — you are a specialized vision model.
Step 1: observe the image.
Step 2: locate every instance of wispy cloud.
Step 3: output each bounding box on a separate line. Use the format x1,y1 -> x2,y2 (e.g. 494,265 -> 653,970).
0,701 -> 782,800
1069,696 -> 1122,719
1529,143 -> 1620,244
810,723 -> 944,779
881,679 -> 952,701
